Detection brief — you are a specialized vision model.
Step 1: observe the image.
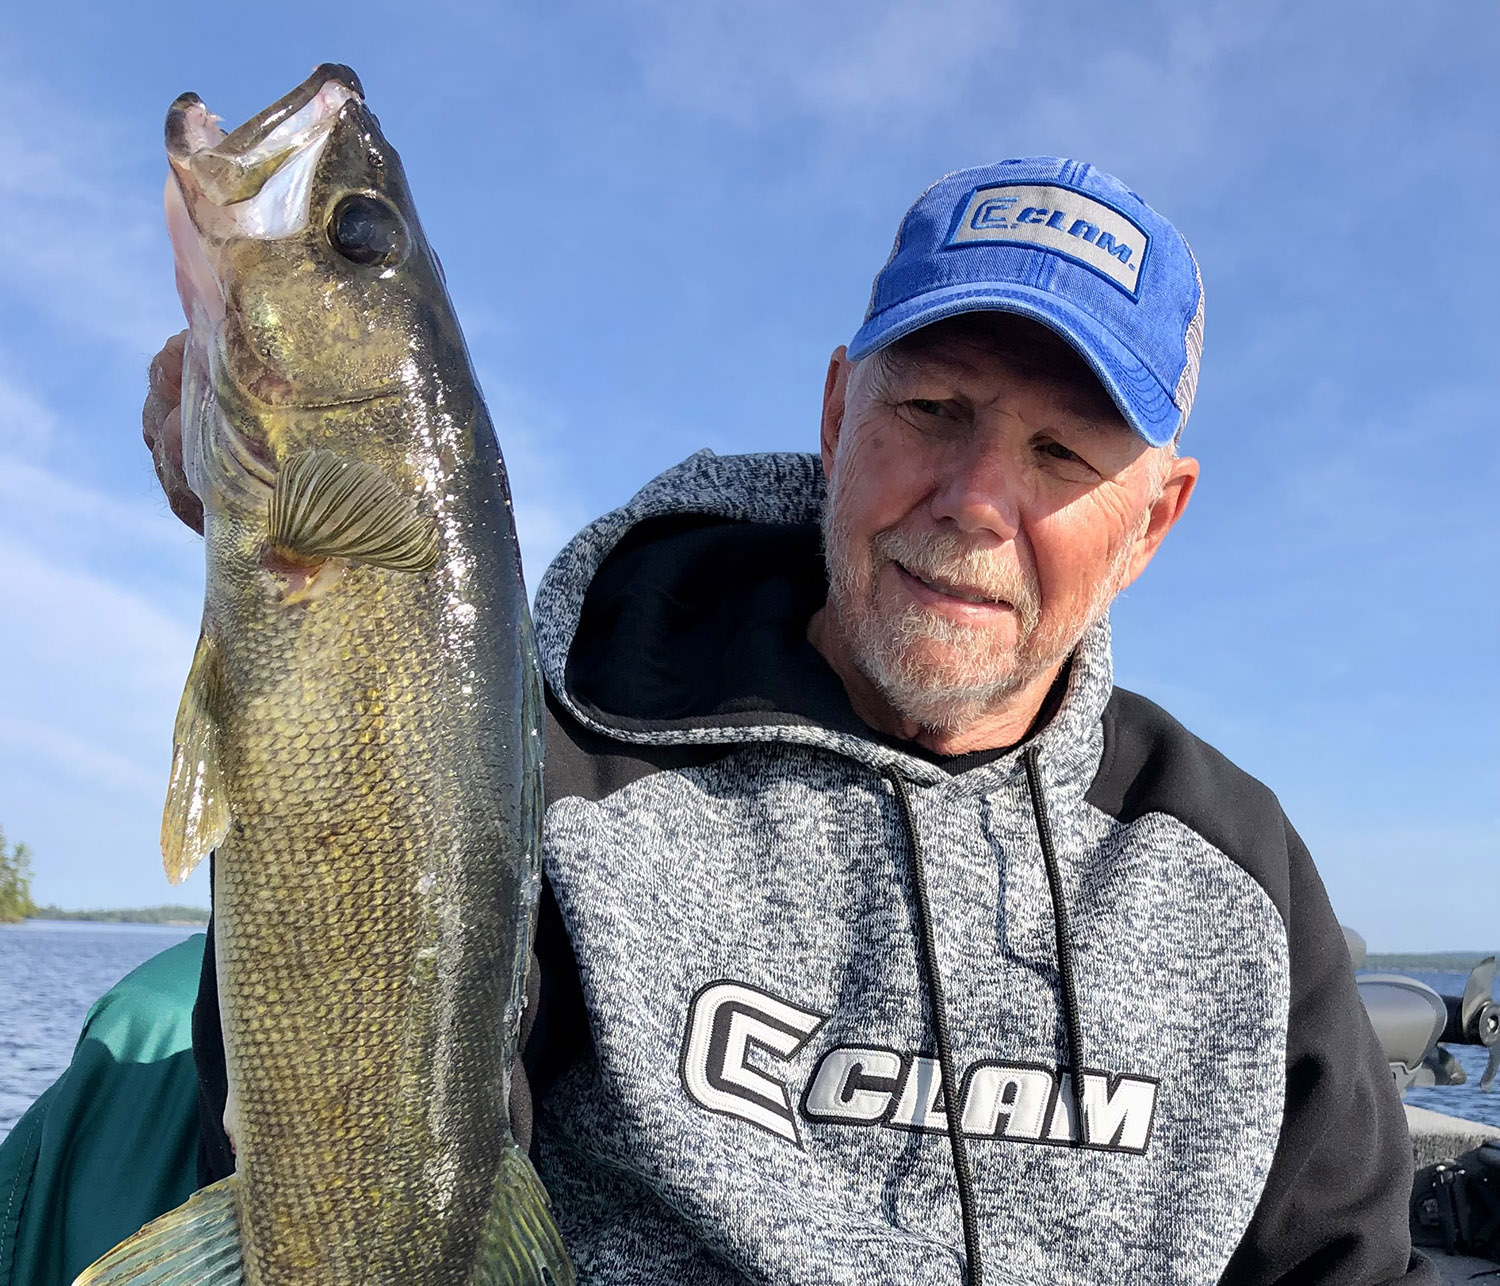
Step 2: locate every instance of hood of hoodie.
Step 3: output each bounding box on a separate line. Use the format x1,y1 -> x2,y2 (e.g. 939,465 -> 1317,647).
533,448 -> 1115,792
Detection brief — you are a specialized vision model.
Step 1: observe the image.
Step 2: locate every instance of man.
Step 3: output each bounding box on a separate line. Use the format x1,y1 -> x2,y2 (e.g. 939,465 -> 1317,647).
5,158 -> 1428,1285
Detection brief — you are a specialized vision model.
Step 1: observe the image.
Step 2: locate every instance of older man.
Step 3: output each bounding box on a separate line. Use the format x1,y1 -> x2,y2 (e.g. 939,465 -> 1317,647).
502,159 -> 1426,1286
9,158 -> 1423,1286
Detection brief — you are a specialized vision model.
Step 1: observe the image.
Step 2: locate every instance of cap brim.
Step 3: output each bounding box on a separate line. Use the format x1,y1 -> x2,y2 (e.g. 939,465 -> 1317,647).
848,284 -> 1182,447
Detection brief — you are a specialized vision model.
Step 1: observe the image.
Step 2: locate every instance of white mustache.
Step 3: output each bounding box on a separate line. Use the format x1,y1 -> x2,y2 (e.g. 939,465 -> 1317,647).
871,528 -> 1040,630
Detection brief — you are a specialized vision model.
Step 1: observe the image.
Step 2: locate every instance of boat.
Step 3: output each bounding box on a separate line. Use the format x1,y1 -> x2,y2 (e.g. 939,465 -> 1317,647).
1350,929 -> 1500,1281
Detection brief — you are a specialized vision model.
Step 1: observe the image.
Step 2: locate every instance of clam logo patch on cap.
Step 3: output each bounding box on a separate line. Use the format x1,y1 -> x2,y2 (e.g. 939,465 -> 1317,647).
949,183 -> 1151,298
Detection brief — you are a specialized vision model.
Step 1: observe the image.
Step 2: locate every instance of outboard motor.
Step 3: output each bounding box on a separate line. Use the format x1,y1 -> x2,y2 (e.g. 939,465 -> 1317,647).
1345,926 -> 1500,1097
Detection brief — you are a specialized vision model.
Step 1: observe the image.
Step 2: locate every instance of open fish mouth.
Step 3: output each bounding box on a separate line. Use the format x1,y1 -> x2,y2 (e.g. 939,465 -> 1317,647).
167,62 -> 362,213
164,64 -> 362,328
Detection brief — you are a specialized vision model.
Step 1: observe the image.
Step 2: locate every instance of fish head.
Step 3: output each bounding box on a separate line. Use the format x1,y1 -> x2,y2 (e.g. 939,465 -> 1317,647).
165,64 -> 463,503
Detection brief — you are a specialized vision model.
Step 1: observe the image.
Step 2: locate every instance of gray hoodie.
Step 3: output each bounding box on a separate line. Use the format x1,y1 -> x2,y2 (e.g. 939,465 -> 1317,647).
525,449 -> 1428,1286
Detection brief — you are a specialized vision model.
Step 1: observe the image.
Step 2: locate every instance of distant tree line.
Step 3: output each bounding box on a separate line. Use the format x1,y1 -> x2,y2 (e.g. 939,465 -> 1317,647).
0,827 -> 209,924
0,826 -> 37,923
1363,951 -> 1498,972
30,904 -> 210,924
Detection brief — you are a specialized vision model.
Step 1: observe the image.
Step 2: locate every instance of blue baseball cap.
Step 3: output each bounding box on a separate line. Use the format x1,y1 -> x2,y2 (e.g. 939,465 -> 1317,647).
849,158 -> 1204,447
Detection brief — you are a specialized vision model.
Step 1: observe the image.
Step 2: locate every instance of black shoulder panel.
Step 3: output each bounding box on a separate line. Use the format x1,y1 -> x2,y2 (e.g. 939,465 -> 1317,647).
543,684 -> 738,808
1090,687 -> 1422,1282
1085,687 -> 1291,925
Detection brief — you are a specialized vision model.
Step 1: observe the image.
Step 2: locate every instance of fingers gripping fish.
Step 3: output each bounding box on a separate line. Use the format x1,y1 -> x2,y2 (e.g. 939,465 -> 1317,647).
74,64 -> 572,1286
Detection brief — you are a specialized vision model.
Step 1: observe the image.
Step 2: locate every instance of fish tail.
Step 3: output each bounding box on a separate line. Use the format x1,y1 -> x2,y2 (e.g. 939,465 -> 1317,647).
472,1145 -> 575,1286
71,1175 -> 242,1286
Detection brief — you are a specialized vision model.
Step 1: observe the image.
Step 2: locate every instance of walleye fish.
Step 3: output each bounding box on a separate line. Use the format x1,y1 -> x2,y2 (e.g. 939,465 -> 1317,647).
75,65 -> 572,1286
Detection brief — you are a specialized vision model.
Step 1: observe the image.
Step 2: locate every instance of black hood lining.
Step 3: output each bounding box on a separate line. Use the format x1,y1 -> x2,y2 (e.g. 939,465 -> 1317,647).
562,512 -> 1063,775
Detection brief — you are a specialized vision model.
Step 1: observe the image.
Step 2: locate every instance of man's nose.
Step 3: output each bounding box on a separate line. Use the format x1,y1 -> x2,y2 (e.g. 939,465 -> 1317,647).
928,438 -> 1023,541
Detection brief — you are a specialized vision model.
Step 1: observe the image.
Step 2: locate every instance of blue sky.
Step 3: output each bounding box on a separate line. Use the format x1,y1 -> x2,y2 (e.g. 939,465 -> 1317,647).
0,0 -> 1494,948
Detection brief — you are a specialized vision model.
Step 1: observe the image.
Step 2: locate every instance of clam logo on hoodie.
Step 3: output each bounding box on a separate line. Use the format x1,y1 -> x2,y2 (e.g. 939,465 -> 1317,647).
681,980 -> 1160,1153
679,981 -> 827,1143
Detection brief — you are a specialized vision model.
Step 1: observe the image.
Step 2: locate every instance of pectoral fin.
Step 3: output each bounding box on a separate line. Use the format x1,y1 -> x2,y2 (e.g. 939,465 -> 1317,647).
269,448 -> 439,572
72,1175 -> 242,1285
473,1144 -> 575,1286
161,631 -> 231,884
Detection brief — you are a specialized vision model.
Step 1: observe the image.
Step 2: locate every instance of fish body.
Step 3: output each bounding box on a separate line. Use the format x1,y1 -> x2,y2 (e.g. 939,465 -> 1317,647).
75,65 -> 570,1286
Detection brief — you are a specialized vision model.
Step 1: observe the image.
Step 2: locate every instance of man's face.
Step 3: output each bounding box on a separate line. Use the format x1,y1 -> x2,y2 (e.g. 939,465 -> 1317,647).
819,317 -> 1195,734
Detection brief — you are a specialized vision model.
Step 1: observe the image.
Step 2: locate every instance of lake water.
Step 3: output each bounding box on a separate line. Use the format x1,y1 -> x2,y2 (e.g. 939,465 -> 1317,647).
0,919 -> 203,1140
2,924 -> 1497,1144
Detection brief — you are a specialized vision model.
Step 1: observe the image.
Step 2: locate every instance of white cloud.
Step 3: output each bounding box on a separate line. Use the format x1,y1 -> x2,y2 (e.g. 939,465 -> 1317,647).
0,452 -> 203,566
0,717 -> 158,797
0,534 -> 197,728
608,0 -> 1282,182
0,373 -> 61,454
620,0 -> 1022,127
0,529 -> 195,905
0,64 -> 180,356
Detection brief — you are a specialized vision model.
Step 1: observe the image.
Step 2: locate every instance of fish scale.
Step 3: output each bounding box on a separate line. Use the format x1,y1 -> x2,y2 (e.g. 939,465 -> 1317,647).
209,485 -> 522,1283
73,63 -> 571,1286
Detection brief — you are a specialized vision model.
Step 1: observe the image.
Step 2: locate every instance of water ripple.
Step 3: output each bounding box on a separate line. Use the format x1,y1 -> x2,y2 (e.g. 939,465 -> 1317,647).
0,920 -> 201,1139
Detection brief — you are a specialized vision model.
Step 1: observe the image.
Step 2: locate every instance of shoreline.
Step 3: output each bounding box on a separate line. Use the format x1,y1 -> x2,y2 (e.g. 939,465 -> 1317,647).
1362,953 -> 1496,971
5,909 -> 209,927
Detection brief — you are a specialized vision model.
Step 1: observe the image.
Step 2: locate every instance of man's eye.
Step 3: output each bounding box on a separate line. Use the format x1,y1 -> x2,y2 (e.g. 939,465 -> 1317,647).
1040,440 -> 1084,464
906,399 -> 946,417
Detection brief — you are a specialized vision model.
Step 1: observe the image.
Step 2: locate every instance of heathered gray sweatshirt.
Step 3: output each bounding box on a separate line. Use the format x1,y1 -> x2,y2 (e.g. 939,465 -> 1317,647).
187,449 -> 1430,1284
521,449 -> 1430,1286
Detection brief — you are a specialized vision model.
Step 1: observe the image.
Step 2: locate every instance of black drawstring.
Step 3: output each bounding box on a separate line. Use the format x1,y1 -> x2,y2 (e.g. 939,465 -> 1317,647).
886,750 -> 1085,1285
886,770 -> 984,1286
1023,745 -> 1087,1135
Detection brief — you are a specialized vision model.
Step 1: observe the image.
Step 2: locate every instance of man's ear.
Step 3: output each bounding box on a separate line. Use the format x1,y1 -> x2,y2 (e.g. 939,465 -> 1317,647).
820,346 -> 852,480
1122,454 -> 1200,588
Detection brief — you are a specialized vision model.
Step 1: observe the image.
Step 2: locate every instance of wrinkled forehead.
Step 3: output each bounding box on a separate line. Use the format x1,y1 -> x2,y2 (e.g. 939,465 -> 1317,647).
867,313 -> 1128,431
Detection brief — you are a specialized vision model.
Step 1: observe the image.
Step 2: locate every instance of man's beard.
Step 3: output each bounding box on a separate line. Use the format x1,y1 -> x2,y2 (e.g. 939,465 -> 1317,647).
820,476 -> 1134,734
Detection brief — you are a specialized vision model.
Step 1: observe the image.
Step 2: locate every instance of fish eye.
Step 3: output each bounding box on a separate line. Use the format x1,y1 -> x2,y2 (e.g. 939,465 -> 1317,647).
328,194 -> 408,268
